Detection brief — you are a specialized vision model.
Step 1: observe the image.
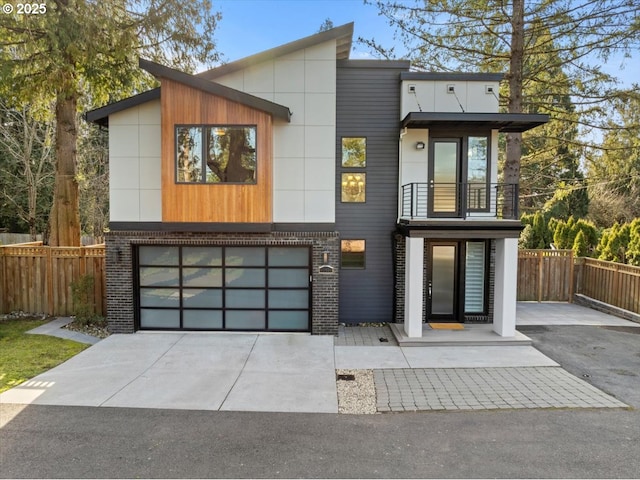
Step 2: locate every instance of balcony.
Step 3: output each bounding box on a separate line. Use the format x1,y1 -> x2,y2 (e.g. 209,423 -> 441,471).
401,182 -> 519,220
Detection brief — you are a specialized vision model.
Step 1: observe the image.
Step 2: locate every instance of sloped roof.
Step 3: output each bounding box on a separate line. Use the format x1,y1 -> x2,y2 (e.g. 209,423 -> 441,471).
86,23 -> 353,126
85,88 -> 160,127
139,59 -> 291,122
198,22 -> 354,81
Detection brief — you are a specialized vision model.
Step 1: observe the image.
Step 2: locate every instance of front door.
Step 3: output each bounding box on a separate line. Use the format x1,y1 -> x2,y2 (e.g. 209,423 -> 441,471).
429,139 -> 461,217
427,242 -> 459,322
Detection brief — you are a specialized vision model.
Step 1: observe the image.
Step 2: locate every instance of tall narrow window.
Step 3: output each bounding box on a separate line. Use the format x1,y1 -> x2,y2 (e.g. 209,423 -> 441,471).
176,127 -> 203,182
467,136 -> 489,210
464,241 -> 486,312
176,125 -> 257,184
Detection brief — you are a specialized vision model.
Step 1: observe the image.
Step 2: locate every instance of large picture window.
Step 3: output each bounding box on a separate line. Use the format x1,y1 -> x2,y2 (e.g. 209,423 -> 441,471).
176,125 -> 257,184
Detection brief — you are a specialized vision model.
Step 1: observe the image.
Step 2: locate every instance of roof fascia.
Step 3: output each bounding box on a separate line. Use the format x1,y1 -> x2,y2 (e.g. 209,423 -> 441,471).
401,72 -> 505,82
84,88 -> 160,127
401,112 -> 550,133
198,22 -> 354,81
139,59 -> 291,122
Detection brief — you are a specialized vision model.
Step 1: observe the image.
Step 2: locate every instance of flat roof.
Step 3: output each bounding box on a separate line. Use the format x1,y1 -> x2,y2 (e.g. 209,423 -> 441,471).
401,72 -> 504,81
401,112 -> 549,133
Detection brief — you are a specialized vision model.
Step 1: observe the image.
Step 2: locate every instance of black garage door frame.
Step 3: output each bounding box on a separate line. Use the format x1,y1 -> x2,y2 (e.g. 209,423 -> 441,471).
133,244 -> 312,332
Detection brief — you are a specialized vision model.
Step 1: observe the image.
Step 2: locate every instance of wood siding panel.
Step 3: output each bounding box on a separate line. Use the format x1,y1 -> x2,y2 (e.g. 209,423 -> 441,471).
161,79 -> 273,223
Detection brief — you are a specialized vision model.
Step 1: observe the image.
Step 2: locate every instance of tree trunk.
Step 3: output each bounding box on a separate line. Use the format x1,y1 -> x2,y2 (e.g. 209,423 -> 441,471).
49,93 -> 81,246
504,0 -> 525,217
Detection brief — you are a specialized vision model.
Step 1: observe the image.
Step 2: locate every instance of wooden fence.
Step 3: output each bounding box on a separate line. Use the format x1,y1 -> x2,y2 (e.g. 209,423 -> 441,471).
518,249 -> 640,315
0,242 -> 106,316
576,258 -> 640,314
517,249 -> 574,302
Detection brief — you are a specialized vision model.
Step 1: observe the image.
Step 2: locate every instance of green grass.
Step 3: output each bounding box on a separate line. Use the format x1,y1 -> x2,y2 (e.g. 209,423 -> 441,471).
0,318 -> 88,393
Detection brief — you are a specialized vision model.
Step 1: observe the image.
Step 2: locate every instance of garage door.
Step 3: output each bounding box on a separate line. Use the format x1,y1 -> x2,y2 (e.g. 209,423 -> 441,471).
136,245 -> 311,332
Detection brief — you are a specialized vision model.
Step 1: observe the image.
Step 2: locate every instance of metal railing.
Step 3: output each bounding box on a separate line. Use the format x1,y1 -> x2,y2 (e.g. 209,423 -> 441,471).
401,182 -> 519,219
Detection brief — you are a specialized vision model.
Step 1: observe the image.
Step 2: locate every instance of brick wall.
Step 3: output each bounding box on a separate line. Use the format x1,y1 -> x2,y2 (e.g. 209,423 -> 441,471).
105,230 -> 339,335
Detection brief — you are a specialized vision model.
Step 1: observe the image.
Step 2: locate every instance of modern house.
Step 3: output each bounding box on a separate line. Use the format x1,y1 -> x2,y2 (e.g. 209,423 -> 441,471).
87,22 -> 548,339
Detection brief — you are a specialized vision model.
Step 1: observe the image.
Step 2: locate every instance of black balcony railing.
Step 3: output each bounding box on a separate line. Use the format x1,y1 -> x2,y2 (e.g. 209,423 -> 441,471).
401,182 -> 519,220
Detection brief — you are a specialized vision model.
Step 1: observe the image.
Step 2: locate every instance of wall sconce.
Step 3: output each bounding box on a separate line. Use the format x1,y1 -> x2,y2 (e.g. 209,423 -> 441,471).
319,250 -> 334,273
415,141 -> 426,150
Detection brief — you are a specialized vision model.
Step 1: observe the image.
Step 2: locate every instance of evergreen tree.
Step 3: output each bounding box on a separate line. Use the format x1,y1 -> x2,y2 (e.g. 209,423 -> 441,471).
0,0 -> 221,245
572,230 -> 588,257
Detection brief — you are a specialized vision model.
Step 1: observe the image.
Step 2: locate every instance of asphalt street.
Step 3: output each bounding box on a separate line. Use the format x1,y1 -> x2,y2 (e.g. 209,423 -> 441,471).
1,324 -> 639,478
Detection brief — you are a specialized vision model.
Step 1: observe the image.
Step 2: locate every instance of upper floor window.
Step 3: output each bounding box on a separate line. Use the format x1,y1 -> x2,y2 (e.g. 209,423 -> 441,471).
176,125 -> 257,184
341,137 -> 366,167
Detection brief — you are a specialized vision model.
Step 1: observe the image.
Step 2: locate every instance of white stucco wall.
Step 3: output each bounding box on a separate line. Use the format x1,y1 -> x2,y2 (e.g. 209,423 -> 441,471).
215,41 -> 337,223
108,100 -> 161,222
401,80 -> 500,117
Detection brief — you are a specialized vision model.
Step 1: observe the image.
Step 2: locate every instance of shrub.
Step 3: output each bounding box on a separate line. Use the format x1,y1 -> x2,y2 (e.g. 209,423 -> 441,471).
70,275 -> 103,325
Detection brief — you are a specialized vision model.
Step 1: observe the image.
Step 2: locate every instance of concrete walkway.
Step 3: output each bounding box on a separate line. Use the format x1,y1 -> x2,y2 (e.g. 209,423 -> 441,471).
1,302 -> 635,413
26,317 -> 101,345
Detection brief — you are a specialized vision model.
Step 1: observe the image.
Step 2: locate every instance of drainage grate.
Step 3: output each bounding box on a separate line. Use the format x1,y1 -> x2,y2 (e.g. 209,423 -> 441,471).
336,374 -> 356,381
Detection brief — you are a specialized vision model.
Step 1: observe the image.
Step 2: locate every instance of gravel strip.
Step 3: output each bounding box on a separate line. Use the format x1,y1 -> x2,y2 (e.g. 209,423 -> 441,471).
336,369 -> 377,414
63,321 -> 111,339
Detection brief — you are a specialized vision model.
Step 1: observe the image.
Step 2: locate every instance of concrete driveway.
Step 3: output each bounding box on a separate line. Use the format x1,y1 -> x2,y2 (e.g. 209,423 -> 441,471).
1,302 -> 636,413
0,333 -> 338,413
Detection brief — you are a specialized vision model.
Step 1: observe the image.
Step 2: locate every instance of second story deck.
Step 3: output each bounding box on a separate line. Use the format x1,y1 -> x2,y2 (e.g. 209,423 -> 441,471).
400,182 -> 519,221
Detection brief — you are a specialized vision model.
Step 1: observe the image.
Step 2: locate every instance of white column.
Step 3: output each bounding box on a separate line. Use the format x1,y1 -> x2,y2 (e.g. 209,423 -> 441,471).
493,237 -> 518,337
404,236 -> 424,337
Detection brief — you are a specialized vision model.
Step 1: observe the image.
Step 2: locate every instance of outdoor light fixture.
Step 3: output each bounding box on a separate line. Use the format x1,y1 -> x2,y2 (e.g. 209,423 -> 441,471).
416,141 -> 426,150
323,250 -> 330,264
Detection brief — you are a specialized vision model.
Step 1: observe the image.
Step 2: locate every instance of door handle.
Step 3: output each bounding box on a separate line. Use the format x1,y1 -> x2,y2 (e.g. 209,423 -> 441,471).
428,281 -> 432,298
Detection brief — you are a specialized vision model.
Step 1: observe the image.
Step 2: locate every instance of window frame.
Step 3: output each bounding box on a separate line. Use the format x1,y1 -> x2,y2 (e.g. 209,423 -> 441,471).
340,172 -> 367,203
428,130 -> 492,214
175,124 -> 258,185
340,239 -> 366,269
341,137 -> 367,168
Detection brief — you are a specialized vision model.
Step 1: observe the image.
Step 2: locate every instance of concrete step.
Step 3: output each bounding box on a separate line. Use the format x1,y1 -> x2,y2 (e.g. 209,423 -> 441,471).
389,323 -> 533,347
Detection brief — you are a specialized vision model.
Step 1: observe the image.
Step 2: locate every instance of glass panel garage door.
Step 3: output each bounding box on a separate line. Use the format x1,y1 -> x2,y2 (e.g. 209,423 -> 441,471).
137,246 -> 310,332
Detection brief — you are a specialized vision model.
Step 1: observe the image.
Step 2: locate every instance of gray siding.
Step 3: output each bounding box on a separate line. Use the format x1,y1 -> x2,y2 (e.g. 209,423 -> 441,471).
336,61 -> 408,323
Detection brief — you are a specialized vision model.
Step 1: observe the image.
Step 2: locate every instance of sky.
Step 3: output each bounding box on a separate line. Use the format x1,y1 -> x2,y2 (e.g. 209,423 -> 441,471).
212,0 -> 638,88
213,0 -> 400,62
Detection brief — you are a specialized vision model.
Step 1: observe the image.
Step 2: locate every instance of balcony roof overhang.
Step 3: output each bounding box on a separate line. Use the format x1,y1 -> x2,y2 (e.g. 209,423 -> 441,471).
397,219 -> 524,239
401,112 -> 550,133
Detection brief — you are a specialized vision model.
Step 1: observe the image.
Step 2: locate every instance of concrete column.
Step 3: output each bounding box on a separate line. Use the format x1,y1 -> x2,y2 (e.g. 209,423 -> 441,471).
493,237 -> 518,337
404,236 -> 424,337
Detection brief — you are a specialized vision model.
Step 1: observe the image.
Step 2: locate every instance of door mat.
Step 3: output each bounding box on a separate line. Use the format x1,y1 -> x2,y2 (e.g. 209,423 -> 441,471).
429,323 -> 464,330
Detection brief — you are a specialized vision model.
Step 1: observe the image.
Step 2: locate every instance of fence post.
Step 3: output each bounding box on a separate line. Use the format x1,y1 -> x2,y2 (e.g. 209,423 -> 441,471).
568,250 -> 574,302
0,247 -> 5,313
537,250 -> 543,302
46,247 -> 54,316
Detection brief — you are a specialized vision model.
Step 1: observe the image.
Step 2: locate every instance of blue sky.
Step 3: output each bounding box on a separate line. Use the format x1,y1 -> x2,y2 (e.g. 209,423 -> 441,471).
213,0 -> 399,62
213,0 -> 637,87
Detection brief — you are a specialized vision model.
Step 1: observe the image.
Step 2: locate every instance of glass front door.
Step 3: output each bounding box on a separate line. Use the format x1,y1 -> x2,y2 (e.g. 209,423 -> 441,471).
427,243 -> 458,321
